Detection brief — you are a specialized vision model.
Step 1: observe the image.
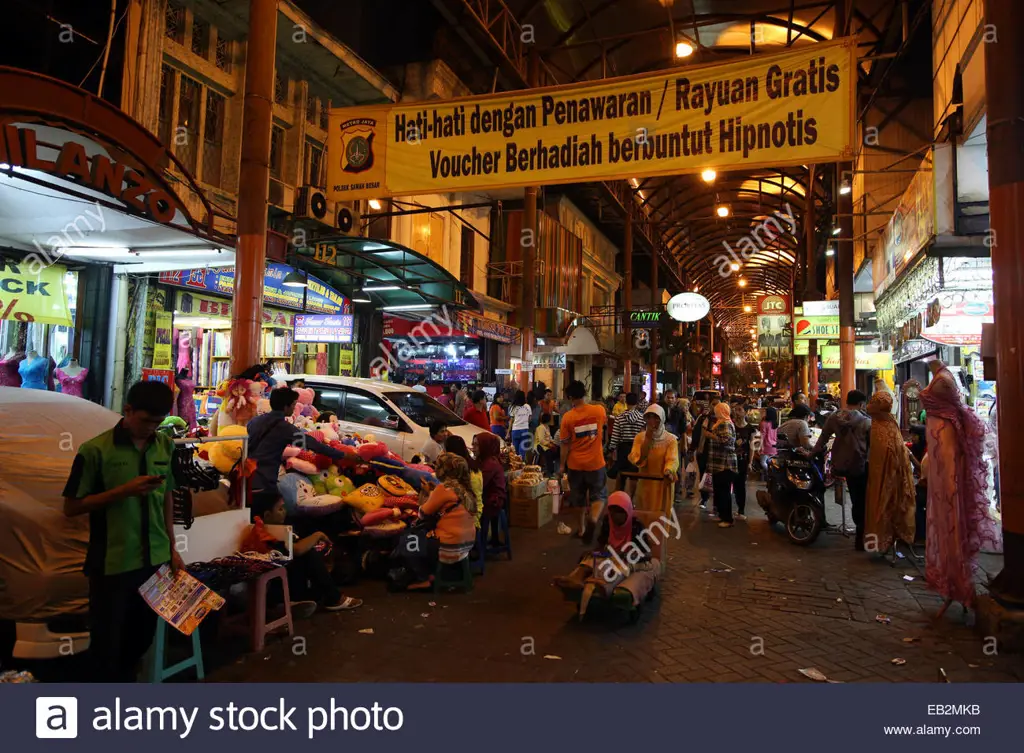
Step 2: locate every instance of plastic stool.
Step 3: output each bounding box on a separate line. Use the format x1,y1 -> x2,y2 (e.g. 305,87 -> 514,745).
470,527 -> 486,576
434,557 -> 473,593
482,509 -> 512,560
149,619 -> 204,682
248,566 -> 294,651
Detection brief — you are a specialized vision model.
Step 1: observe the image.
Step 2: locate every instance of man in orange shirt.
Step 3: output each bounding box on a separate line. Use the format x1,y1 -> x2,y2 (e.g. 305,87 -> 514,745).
559,380 -> 608,543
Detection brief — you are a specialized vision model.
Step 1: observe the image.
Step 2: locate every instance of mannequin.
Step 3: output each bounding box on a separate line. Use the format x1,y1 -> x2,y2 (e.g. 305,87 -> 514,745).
175,367 -> 198,429
55,358 -> 89,399
0,349 -> 24,387
18,350 -> 48,390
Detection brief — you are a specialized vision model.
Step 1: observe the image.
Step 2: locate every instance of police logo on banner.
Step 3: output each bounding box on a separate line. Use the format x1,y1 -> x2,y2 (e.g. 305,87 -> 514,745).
339,118 -> 377,174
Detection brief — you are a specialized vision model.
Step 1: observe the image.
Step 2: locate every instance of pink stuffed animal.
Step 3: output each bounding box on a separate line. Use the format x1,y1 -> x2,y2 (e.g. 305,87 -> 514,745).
291,387 -> 320,420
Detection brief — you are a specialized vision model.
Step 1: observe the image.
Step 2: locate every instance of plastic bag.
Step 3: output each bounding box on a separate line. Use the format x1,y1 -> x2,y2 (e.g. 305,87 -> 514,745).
700,472 -> 714,492
685,459 -> 699,474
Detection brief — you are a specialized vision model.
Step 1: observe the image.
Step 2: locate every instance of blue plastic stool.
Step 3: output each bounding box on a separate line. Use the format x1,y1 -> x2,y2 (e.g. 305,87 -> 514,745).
149,619 -> 204,683
434,557 -> 473,593
482,509 -> 512,560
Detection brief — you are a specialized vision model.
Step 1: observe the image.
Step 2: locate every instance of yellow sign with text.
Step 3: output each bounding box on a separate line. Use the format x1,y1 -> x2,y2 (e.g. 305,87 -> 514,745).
0,259 -> 73,326
328,39 -> 856,201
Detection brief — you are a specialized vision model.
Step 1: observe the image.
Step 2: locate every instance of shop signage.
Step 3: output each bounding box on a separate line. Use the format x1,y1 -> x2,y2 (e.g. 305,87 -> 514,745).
712,352 -> 722,364
793,339 -> 809,356
159,264 -> 349,314
153,311 -> 173,370
756,294 -> 792,360
293,314 -> 355,344
533,352 -> 567,370
495,368 -> 514,375
793,314 -> 840,339
819,345 -> 893,371
712,364 -> 722,376
339,347 -> 354,375
873,161 -> 935,297
626,309 -> 666,327
922,298 -> 993,346
455,311 -> 520,344
0,259 -> 73,326
0,124 -> 182,223
801,299 -> 839,317
175,291 -> 296,328
141,368 -> 174,385
893,338 -> 935,364
667,292 -> 710,322
328,39 -> 856,201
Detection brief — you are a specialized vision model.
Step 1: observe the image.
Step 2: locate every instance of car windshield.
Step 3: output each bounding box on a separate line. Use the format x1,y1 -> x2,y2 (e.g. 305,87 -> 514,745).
388,390 -> 467,428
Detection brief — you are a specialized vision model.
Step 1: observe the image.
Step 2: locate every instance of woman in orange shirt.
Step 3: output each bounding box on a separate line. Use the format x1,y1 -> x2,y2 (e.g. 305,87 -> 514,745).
489,393 -> 508,439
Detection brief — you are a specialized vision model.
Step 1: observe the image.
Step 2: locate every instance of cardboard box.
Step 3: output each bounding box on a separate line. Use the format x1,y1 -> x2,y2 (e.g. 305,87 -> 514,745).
510,481 -> 547,501
510,493 -> 554,528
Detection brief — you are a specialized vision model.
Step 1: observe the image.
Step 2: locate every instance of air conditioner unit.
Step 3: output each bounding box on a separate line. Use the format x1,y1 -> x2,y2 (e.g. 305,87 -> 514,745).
335,201 -> 361,236
294,185 -> 334,224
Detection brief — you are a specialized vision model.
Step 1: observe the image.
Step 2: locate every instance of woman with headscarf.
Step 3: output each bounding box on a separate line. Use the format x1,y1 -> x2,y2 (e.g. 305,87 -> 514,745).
731,404 -> 755,520
553,491 -> 659,617
627,404 -> 679,512
473,432 -> 509,549
403,452 -> 478,590
444,434 -> 483,529
708,402 -> 738,527
864,390 -> 916,556
921,361 -> 1002,616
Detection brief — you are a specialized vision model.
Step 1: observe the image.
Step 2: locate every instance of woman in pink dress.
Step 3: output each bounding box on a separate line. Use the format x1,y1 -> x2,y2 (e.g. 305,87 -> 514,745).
921,361 -> 1002,617
175,368 -> 198,430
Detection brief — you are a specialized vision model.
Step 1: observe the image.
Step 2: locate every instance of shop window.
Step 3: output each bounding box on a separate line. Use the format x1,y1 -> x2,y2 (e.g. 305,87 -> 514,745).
306,94 -> 318,126
460,225 -> 475,287
274,71 -> 286,105
176,75 -> 201,174
269,125 -> 284,179
304,140 -> 324,187
312,389 -> 344,416
191,17 -> 210,58
203,90 -> 226,187
214,34 -> 232,72
342,390 -> 398,429
158,64 -> 175,147
165,2 -> 185,44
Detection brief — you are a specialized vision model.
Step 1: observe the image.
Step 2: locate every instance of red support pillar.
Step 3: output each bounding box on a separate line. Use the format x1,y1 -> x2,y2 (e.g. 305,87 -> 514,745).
622,213 -> 633,395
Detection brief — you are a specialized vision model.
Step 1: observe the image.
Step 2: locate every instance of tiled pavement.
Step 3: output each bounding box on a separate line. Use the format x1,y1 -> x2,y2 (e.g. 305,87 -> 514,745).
208,483 -> 1024,683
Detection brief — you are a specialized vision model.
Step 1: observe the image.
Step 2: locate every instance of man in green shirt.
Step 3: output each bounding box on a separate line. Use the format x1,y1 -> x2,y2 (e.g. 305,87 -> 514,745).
63,380 -> 181,681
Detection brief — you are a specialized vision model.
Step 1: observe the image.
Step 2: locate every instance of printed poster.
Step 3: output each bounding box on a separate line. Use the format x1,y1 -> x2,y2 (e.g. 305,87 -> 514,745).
139,564 -> 225,636
153,311 -> 173,369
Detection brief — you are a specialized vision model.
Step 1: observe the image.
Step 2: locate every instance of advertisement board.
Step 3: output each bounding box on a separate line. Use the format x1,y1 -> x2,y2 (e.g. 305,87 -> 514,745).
921,298 -> 993,346
0,260 -> 73,326
756,294 -> 792,360
533,352 -> 567,369
819,345 -> 893,370
793,314 -> 840,339
872,160 -> 935,297
159,265 -> 349,314
329,40 -> 857,201
294,314 -> 355,344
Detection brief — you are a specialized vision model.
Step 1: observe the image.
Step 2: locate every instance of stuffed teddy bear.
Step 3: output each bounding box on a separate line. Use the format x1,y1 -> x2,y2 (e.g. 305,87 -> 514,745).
197,424 -> 248,474
291,387 -> 320,421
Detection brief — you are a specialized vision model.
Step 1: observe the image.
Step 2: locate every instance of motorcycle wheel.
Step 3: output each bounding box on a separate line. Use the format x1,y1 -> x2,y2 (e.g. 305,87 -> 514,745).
786,502 -> 822,545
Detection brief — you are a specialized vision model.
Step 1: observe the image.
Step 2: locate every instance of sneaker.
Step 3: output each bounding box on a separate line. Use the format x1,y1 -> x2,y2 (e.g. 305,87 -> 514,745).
717,521 -> 734,528
324,596 -> 363,611
736,514 -> 747,521
290,600 -> 318,619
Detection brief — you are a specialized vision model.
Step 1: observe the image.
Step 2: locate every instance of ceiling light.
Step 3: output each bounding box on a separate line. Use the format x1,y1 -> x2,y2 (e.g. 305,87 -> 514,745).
733,356 -> 741,364
282,270 -> 308,287
738,278 -> 747,287
825,247 -> 835,257
362,285 -> 401,291
382,304 -> 435,311
743,305 -> 752,313
749,328 -> 755,334
730,262 -> 740,271
716,205 -> 730,218
692,285 -> 699,292
839,178 -> 851,195
701,168 -> 716,183
832,227 -> 841,236
352,297 -> 372,303
675,40 -> 694,58
368,198 -> 382,210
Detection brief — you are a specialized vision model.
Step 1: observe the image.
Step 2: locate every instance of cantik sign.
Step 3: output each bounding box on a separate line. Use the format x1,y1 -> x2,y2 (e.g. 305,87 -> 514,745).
0,124 -> 180,223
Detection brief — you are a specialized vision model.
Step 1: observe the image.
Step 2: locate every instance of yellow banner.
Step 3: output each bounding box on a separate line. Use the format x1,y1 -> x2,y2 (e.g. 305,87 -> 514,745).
153,311 -> 173,370
820,345 -> 893,371
328,39 -> 856,201
0,259 -> 72,326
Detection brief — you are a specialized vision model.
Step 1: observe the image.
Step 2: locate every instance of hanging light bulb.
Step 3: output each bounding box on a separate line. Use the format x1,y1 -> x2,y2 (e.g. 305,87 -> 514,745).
368,198 -> 383,210
675,39 -> 694,58
825,247 -> 835,257
738,278 -> 747,287
839,177 -> 852,195
716,205 -> 730,218
730,262 -> 740,271
743,305 -> 752,313
701,168 -> 716,183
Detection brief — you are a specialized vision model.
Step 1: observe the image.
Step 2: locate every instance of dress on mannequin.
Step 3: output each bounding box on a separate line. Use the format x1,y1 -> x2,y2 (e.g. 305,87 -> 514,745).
18,354 -> 48,390
176,370 -> 197,429
55,362 -> 88,399
0,353 -> 24,387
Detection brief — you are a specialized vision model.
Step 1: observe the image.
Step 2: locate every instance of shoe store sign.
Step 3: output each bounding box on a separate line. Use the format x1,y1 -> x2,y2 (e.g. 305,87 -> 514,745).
328,39 -> 856,200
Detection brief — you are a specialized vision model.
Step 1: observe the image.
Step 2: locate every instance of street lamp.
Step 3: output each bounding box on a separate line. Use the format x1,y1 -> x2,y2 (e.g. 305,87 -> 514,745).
733,356 -> 741,365
675,40 -> 695,58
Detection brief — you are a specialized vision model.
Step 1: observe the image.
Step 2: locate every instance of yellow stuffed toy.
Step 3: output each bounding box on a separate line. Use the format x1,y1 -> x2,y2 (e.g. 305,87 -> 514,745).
198,424 -> 248,474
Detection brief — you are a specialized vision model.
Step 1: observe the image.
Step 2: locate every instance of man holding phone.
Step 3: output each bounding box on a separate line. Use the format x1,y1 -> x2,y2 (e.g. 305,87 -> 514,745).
63,380 -> 180,681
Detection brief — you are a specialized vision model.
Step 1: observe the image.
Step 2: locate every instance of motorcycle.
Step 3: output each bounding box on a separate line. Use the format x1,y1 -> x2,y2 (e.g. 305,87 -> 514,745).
756,448 -> 827,545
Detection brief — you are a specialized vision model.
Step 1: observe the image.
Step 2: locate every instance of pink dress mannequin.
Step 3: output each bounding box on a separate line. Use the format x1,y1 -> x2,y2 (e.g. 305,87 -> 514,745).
0,352 -> 24,386
176,370 -> 198,429
55,361 -> 88,398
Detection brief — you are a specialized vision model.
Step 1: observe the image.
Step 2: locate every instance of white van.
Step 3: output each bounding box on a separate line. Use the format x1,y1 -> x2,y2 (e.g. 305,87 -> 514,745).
284,375 -> 495,461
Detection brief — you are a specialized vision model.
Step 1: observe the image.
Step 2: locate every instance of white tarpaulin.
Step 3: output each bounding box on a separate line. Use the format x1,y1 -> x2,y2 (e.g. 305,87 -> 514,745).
0,388 -> 120,621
